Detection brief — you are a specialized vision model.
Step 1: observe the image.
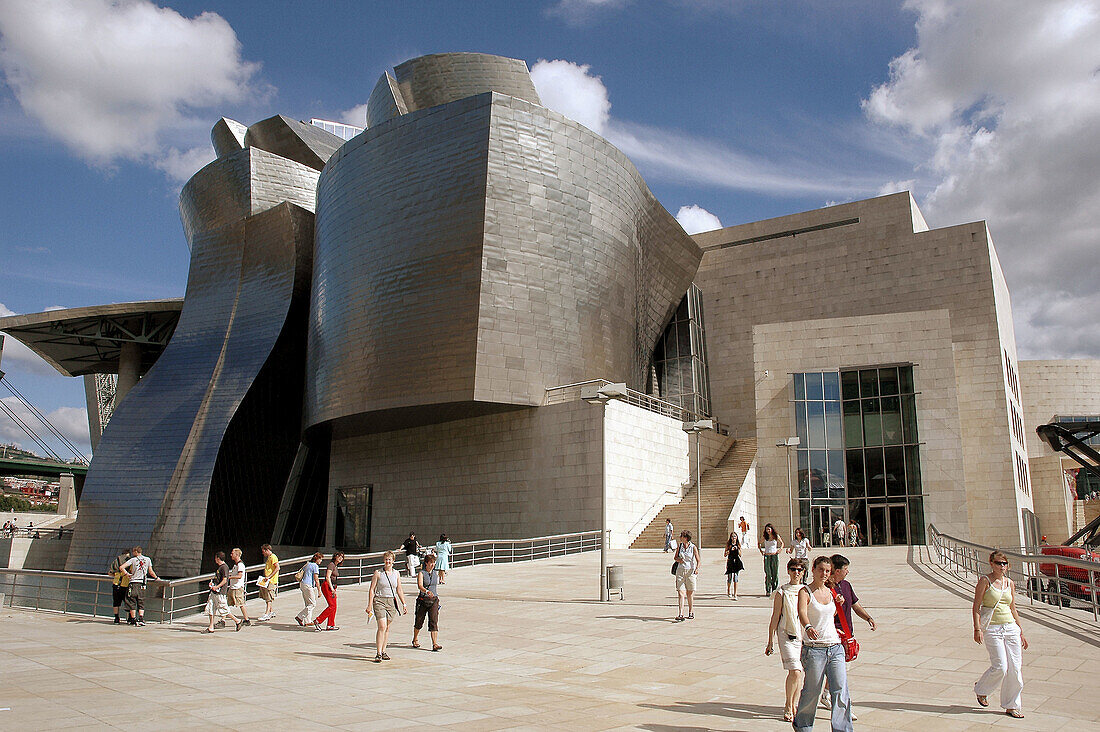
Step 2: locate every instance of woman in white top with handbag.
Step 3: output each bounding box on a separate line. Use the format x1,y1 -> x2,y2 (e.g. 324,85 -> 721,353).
793,555 -> 853,732
972,549 -> 1028,718
765,558 -> 808,722
672,530 -> 701,621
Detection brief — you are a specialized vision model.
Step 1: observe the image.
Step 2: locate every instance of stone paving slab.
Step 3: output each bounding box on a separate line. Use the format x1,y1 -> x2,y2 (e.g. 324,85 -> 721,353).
0,545 -> 1097,730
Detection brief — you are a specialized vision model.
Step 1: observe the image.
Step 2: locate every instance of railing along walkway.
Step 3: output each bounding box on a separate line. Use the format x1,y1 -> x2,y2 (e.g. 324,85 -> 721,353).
928,523 -> 1100,623
0,530 -> 600,623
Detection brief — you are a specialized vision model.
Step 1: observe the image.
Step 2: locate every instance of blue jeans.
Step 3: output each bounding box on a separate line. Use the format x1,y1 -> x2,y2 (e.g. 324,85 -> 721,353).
794,644 -> 852,732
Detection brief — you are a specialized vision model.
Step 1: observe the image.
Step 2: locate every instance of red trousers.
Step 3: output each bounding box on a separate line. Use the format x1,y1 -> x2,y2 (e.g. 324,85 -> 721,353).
316,583 -> 337,627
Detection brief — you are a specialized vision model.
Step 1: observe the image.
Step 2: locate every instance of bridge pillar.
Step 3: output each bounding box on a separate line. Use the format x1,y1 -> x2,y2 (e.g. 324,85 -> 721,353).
58,473 -> 77,517
114,342 -> 141,407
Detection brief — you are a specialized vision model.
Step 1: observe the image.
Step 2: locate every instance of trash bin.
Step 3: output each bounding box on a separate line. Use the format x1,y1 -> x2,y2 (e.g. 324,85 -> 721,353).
606,564 -> 624,600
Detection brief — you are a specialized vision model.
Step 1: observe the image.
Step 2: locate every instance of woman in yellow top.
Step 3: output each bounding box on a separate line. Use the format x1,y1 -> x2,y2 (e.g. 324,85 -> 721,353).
971,549 -> 1029,719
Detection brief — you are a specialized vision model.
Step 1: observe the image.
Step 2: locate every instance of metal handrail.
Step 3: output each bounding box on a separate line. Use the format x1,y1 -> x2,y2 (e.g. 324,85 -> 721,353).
0,530 -> 602,623
544,379 -> 731,435
928,523 -> 1099,622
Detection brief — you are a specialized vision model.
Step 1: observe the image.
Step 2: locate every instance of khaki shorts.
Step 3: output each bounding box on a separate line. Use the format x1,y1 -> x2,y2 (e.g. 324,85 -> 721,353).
259,584 -> 276,602
675,568 -> 697,592
372,596 -> 401,622
228,588 -> 245,606
204,591 -> 229,616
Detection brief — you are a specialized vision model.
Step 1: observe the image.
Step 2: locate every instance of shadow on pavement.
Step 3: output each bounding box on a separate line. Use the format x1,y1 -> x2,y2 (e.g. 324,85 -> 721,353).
638,700 -> 781,722
596,614 -> 678,622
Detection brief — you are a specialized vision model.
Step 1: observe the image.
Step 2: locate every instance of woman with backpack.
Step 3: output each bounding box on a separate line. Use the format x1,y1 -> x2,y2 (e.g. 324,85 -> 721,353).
765,558 -> 807,722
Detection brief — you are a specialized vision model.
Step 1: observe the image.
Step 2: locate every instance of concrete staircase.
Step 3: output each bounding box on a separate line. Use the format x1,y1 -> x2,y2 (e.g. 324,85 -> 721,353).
630,437 -> 758,549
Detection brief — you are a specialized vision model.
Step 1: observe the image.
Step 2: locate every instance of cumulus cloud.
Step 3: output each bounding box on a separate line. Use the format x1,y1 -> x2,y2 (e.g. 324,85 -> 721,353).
155,145 -> 216,184
0,396 -> 89,459
340,103 -> 370,128
546,0 -> 631,25
0,303 -> 13,317
530,59 -> 611,134
863,0 -> 1100,358
0,0 -> 262,175
676,204 -> 723,234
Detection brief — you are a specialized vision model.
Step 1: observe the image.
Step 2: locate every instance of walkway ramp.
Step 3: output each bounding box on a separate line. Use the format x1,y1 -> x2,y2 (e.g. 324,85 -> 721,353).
630,437 -> 757,549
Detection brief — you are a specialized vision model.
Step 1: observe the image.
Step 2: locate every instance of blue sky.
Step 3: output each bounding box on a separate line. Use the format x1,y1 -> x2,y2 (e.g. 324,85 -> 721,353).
1,0 -> 1098,457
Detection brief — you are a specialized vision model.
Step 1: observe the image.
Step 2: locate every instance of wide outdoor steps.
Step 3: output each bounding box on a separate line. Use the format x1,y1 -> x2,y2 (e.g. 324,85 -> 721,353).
630,437 -> 758,549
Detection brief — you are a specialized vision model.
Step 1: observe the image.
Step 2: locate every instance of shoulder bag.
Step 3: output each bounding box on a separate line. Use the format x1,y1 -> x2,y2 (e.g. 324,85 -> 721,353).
830,587 -> 860,662
382,569 -> 403,613
979,578 -> 1011,630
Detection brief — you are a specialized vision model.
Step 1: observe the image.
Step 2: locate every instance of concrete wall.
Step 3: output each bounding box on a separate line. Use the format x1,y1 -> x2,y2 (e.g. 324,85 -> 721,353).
1019,359 -> 1100,540
727,458 -> 758,549
0,536 -> 72,570
752,310 -> 967,541
328,399 -> 702,552
694,192 -> 1025,547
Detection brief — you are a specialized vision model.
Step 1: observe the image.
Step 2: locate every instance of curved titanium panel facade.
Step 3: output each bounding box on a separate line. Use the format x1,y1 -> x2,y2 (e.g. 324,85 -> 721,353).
306,91 -> 700,433
393,53 -> 541,113
67,144 -> 318,576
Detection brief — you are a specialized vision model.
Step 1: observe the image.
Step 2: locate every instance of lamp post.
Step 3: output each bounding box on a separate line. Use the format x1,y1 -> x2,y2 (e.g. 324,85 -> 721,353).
776,437 -> 800,539
582,381 -> 628,601
683,418 -> 715,548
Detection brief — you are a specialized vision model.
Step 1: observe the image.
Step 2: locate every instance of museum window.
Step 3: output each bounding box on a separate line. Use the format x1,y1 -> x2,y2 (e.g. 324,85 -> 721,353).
650,284 -> 712,417
792,364 -> 925,546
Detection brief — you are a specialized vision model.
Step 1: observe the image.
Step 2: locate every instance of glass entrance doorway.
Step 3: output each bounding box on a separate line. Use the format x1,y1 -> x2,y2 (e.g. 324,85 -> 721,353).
812,505 -> 845,547
868,504 -> 908,545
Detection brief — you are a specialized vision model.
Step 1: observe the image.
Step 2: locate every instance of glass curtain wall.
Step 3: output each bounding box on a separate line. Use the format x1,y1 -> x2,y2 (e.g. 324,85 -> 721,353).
650,284 -> 712,416
792,365 -> 925,546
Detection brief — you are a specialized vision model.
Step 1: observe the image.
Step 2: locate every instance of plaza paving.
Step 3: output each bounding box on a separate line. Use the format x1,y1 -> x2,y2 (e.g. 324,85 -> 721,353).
1,544 -> 1097,731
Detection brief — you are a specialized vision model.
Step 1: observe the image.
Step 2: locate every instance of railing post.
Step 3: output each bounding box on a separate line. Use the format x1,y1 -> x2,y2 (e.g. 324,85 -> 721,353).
1091,568 -> 1098,622
64,576 -> 70,615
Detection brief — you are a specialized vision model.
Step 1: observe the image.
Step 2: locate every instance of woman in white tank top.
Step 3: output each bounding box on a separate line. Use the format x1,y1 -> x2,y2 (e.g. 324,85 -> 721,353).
794,556 -> 852,731
765,558 -> 808,721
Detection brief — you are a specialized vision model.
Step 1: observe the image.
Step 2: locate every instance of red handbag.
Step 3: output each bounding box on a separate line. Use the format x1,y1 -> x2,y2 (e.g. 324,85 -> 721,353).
831,587 -> 860,662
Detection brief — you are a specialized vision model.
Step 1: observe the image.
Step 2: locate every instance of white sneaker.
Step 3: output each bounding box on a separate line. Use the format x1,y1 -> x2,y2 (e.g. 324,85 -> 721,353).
258,613 -> 271,621
851,710 -> 859,721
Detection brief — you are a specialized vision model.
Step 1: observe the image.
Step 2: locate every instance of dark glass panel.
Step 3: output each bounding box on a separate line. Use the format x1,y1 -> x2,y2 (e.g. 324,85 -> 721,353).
866,448 -> 886,496
902,394 -> 918,443
881,396 -> 903,445
905,445 -> 922,493
797,449 -> 810,498
846,449 -> 866,497
807,401 -> 826,449
909,497 -> 926,544
863,398 -> 882,446
799,500 -> 811,536
884,446 -> 906,496
848,499 -> 867,546
879,367 -> 899,395
860,369 -> 879,398
666,323 -> 679,358
841,370 -> 860,400
888,504 -> 909,544
899,366 -> 914,394
828,450 -> 846,499
806,372 -> 824,400
810,450 -> 828,499
794,373 -> 805,400
824,400 -> 842,449
843,399 -> 863,448
868,505 -> 887,545
795,401 -> 808,444
823,371 -> 841,401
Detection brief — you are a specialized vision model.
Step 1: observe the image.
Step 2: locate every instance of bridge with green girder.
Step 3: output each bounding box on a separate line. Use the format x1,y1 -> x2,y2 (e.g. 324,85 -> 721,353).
0,456 -> 87,496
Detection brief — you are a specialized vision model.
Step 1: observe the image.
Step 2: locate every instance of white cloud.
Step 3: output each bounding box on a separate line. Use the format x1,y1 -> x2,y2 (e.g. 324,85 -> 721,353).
42,305 -> 66,312
530,59 -> 611,135
863,0 -> 1100,358
0,396 -> 89,459
0,303 -> 13,317
155,145 -> 216,183
676,204 -> 722,234
546,0 -> 630,25
340,103 -> 370,128
0,0 -> 262,175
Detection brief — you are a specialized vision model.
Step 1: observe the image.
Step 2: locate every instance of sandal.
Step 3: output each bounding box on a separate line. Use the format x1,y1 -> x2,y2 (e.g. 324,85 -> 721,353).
687,613 -> 694,620
373,654 -> 382,663
976,695 -> 989,708
432,644 -> 442,652
381,652 -> 391,660
783,711 -> 793,722
412,641 -> 421,648
1006,709 -> 1024,719
201,628 -> 213,634
675,615 -> 684,622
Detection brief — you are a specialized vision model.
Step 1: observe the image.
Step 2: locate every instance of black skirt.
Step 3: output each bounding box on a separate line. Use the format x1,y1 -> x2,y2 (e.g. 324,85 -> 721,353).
725,549 -> 744,574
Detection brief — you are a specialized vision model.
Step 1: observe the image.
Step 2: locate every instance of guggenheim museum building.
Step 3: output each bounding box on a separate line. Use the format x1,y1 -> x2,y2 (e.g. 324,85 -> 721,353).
3,53 -> 1093,576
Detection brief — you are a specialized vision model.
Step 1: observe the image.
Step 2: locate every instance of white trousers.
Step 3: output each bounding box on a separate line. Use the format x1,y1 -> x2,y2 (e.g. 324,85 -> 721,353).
296,584 -> 317,623
975,622 -> 1023,710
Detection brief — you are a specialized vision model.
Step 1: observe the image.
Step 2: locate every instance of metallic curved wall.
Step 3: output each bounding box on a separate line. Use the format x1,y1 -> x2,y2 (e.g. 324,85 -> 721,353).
66,145 -> 319,576
306,91 -> 701,434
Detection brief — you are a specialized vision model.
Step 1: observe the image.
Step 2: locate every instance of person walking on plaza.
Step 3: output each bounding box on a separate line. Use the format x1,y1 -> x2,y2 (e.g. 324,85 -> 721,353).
664,518 -> 674,552
759,523 -> 784,595
203,551 -> 242,633
673,529 -> 701,621
788,527 -> 812,561
367,550 -> 408,662
766,558 -> 807,722
401,532 -> 423,576
833,517 -> 847,547
972,550 -> 1028,719
258,544 -> 279,621
412,553 -> 443,651
119,546 -> 159,626
295,552 -> 323,630
227,548 -> 251,626
724,531 -> 744,599
107,549 -> 130,625
434,533 -> 452,584
793,555 -> 852,732
847,520 -> 860,548
738,516 -> 750,546
820,554 -> 875,718
314,551 -> 344,631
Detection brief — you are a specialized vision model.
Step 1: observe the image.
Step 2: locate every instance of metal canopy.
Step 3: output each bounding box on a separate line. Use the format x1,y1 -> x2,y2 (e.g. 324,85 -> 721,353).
0,299 -> 183,377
